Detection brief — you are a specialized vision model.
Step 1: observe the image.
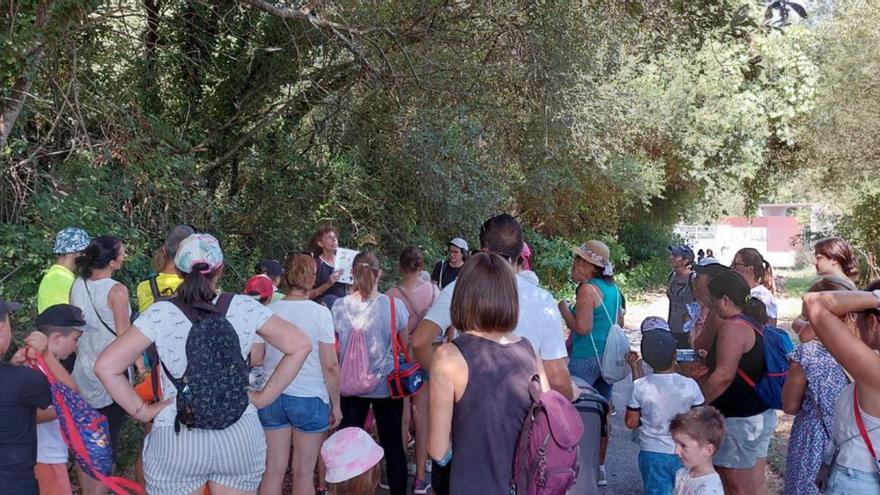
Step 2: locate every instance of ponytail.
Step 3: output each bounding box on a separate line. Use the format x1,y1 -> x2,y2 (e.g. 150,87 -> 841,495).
735,248 -> 775,294
177,262 -> 219,304
76,235 -> 122,279
762,260 -> 776,294
743,297 -> 769,326
352,252 -> 380,297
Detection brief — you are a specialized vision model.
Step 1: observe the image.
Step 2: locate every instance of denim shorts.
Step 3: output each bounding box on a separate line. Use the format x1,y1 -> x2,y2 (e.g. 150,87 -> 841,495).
638,451 -> 682,495
258,395 -> 330,433
714,410 -> 776,469
824,465 -> 880,494
569,357 -> 613,401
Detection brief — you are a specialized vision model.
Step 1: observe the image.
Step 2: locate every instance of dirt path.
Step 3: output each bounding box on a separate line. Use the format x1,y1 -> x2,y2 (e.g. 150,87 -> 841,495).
607,292 -> 794,495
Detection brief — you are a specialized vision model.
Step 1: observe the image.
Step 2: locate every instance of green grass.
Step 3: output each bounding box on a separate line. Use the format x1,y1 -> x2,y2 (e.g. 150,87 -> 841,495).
776,267 -> 818,299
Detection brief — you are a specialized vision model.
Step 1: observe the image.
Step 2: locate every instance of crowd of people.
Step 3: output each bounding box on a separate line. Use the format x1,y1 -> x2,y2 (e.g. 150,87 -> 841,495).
0,213 -> 879,495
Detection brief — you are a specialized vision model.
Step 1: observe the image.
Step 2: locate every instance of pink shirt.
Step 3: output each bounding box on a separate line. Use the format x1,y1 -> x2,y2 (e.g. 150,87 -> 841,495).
386,280 -> 439,336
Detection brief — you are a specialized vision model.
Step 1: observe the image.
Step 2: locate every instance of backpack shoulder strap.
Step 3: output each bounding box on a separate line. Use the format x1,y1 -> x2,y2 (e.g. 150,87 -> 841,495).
395,287 -> 430,321
169,293 -> 233,323
215,293 -> 234,315
149,275 -> 161,300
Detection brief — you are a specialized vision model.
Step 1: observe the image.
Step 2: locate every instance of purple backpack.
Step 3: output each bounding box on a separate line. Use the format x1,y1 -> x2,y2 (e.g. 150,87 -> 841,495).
512,376 -> 584,495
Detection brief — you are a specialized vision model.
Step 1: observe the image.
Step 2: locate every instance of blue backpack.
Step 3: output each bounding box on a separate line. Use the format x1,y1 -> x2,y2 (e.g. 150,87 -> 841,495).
734,315 -> 794,410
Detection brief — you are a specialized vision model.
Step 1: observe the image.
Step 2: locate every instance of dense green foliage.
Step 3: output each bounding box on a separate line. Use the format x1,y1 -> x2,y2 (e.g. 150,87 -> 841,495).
2,0 -> 879,322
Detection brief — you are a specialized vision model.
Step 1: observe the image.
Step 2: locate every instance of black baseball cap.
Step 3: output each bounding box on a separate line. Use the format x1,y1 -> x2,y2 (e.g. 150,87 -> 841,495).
640,329 -> 677,371
36,304 -> 86,328
258,259 -> 283,278
0,298 -> 22,319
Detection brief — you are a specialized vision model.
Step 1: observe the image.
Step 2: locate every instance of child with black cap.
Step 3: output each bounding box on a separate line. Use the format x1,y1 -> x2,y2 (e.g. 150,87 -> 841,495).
625,316 -> 705,495
0,298 -> 74,495
33,304 -> 85,495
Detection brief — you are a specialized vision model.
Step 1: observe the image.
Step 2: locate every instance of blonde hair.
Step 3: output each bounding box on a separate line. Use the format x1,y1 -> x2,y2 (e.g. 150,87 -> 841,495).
352,252 -> 381,297
328,463 -> 380,495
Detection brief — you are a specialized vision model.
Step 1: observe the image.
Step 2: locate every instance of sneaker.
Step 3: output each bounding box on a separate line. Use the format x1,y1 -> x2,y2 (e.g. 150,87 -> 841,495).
413,479 -> 432,494
598,465 -> 607,487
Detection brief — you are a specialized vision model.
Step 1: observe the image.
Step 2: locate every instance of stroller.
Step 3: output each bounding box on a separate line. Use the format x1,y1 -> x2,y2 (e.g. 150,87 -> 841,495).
571,377 -> 609,494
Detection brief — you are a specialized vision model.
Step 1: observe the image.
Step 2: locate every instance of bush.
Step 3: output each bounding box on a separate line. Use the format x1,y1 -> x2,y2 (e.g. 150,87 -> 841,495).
617,257 -> 670,299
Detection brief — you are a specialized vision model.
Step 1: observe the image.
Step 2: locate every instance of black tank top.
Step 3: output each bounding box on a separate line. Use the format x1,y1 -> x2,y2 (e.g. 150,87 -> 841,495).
450,333 -> 537,494
706,316 -> 768,418
313,257 -> 348,299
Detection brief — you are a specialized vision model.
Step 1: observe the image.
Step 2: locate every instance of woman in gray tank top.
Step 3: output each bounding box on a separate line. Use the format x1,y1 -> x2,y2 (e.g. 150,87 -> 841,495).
428,252 -> 548,494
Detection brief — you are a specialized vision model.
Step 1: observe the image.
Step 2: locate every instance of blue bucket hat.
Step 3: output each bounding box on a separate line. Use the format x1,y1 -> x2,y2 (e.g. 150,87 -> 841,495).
53,227 -> 92,255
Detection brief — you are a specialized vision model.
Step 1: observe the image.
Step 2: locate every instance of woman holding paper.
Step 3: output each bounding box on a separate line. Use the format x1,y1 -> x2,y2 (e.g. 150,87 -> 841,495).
308,225 -> 351,308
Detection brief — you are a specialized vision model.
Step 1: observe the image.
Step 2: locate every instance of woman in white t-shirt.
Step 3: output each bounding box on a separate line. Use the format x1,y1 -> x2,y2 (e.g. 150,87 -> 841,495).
95,233 -> 311,495
804,282 -> 880,494
731,248 -> 778,326
258,252 -> 342,495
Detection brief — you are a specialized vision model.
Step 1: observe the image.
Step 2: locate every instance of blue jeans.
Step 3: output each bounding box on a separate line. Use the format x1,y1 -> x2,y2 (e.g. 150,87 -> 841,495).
569,357 -> 613,401
258,395 -> 330,433
824,465 -> 880,494
638,451 -> 682,495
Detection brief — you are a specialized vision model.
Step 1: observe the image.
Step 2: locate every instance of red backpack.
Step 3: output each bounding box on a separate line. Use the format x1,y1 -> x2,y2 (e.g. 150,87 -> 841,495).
512,376 -> 584,495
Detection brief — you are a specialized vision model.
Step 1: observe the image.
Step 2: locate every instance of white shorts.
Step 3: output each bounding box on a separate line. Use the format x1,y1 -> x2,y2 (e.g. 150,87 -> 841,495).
714,410 -> 776,469
143,413 -> 266,495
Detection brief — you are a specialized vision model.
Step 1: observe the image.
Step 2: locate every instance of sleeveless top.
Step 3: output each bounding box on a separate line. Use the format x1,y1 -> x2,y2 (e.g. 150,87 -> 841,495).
70,277 -> 130,409
313,257 -> 348,299
832,383 -> 880,473
571,278 -> 621,359
386,281 -> 438,337
450,333 -> 537,494
706,316 -> 767,418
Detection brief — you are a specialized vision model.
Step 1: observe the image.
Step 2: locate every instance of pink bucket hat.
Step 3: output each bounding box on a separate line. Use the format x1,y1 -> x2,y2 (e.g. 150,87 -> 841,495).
321,427 -> 384,483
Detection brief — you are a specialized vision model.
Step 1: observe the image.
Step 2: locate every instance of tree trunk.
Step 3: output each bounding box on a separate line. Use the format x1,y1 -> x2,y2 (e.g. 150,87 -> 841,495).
0,0 -> 54,151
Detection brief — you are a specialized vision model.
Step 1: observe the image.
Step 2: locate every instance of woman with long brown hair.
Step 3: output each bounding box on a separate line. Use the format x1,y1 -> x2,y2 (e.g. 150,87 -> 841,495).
731,248 -> 778,326
814,237 -> 859,289
332,252 -> 410,495
698,270 -> 775,495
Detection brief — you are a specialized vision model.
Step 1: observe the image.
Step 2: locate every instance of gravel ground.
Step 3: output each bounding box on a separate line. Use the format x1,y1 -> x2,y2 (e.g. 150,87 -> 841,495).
613,291 -> 787,495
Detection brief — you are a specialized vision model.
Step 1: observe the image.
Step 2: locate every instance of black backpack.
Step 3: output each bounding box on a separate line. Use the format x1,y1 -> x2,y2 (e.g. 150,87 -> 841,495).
160,293 -> 250,433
